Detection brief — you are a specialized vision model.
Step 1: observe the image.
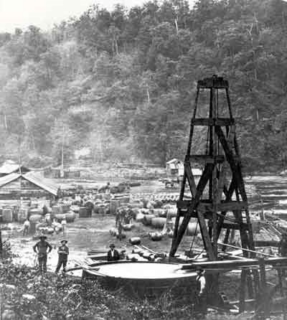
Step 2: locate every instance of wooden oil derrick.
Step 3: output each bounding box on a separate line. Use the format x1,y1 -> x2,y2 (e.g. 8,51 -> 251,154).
169,75 -> 255,259
169,75 -> 260,308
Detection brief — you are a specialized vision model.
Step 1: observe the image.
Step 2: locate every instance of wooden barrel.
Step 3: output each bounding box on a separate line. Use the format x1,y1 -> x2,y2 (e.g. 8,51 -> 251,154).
153,209 -> 166,217
127,253 -> 140,261
128,202 -> 144,209
60,204 -> 70,213
94,194 -> 103,200
110,200 -> 119,215
79,207 -> 89,218
119,196 -> 130,205
29,222 -> 36,234
166,207 -> 178,218
47,227 -> 54,234
2,209 -> 13,222
18,208 -> 29,222
122,224 -> 133,231
70,205 -> 80,213
29,214 -> 42,223
149,232 -> 163,241
129,237 -> 141,245
99,206 -> 108,214
151,217 -> 166,229
30,208 -> 42,216
55,213 -> 66,222
65,212 -> 76,223
52,206 -> 61,215
142,214 -> 155,226
93,204 -> 100,214
142,251 -> 153,260
135,213 -> 145,222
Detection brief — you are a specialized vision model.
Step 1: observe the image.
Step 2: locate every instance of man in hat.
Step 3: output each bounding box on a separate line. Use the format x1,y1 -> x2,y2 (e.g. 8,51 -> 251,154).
33,235 -> 52,273
194,268 -> 207,313
55,239 -> 69,274
107,244 -> 120,262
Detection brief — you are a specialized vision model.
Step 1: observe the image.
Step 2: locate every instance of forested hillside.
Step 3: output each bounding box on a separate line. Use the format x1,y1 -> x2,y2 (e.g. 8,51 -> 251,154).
0,0 -> 287,172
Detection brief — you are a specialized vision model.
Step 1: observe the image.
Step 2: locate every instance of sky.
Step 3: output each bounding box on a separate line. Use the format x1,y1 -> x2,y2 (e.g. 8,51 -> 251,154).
0,0 -> 150,32
0,0 -> 196,33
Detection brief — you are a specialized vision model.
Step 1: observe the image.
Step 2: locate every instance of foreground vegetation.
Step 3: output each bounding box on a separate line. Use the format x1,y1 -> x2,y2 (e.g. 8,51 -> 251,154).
1,239 -> 285,319
0,240 -> 256,320
0,0 -> 287,171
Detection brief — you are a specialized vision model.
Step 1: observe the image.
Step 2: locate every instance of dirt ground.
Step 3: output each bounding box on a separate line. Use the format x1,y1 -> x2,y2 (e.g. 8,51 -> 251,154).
3,211 -> 196,277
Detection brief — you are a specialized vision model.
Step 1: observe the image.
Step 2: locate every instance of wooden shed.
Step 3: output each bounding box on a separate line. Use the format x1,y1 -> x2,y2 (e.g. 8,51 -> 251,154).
0,171 -> 60,199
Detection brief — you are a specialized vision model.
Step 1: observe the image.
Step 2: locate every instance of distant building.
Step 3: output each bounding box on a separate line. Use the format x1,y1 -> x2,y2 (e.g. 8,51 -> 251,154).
166,158 -> 184,176
44,166 -> 81,179
0,160 -> 30,177
166,159 -> 202,178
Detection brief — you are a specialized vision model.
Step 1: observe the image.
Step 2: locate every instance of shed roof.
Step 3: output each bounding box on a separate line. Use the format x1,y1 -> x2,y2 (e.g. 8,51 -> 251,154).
0,172 -> 59,196
166,158 -> 181,165
24,172 -> 59,196
0,160 -> 30,174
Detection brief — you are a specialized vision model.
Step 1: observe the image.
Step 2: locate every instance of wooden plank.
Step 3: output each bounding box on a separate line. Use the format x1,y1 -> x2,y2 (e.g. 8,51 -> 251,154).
177,200 -> 247,212
217,242 -> 274,257
191,118 -> 235,126
198,207 -> 216,260
184,160 -> 197,197
187,155 -> 225,163
221,222 -> 247,230
197,77 -> 229,89
181,257 -> 287,270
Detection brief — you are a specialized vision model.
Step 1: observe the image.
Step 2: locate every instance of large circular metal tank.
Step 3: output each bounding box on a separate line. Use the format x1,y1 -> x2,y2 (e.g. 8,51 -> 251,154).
83,261 -> 197,298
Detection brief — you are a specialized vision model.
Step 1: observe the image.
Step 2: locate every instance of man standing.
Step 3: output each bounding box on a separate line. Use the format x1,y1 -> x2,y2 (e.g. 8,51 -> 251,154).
195,268 -> 207,313
61,216 -> 67,236
33,235 -> 52,273
55,240 -> 69,274
23,219 -> 30,236
279,233 -> 287,257
107,244 -> 120,261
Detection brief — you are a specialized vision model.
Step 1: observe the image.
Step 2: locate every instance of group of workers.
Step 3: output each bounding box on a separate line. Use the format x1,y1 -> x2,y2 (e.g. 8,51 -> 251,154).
33,236 -> 120,274
33,235 -> 69,274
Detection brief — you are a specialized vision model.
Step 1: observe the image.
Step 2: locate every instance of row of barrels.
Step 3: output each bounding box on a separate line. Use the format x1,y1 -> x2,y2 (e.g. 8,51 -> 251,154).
29,212 -> 77,224
131,193 -> 180,203
136,213 -> 199,237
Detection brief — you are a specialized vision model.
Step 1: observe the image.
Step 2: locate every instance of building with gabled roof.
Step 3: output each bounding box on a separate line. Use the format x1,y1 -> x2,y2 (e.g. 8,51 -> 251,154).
0,171 -> 60,199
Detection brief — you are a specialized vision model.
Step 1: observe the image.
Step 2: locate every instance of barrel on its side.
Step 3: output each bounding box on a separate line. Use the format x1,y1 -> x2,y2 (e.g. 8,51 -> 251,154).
2,209 -> 13,222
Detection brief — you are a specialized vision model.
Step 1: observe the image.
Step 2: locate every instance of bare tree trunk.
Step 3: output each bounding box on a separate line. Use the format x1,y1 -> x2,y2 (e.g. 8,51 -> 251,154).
4,113 -> 7,130
146,88 -> 150,104
175,19 -> 179,34
0,230 -> 2,255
